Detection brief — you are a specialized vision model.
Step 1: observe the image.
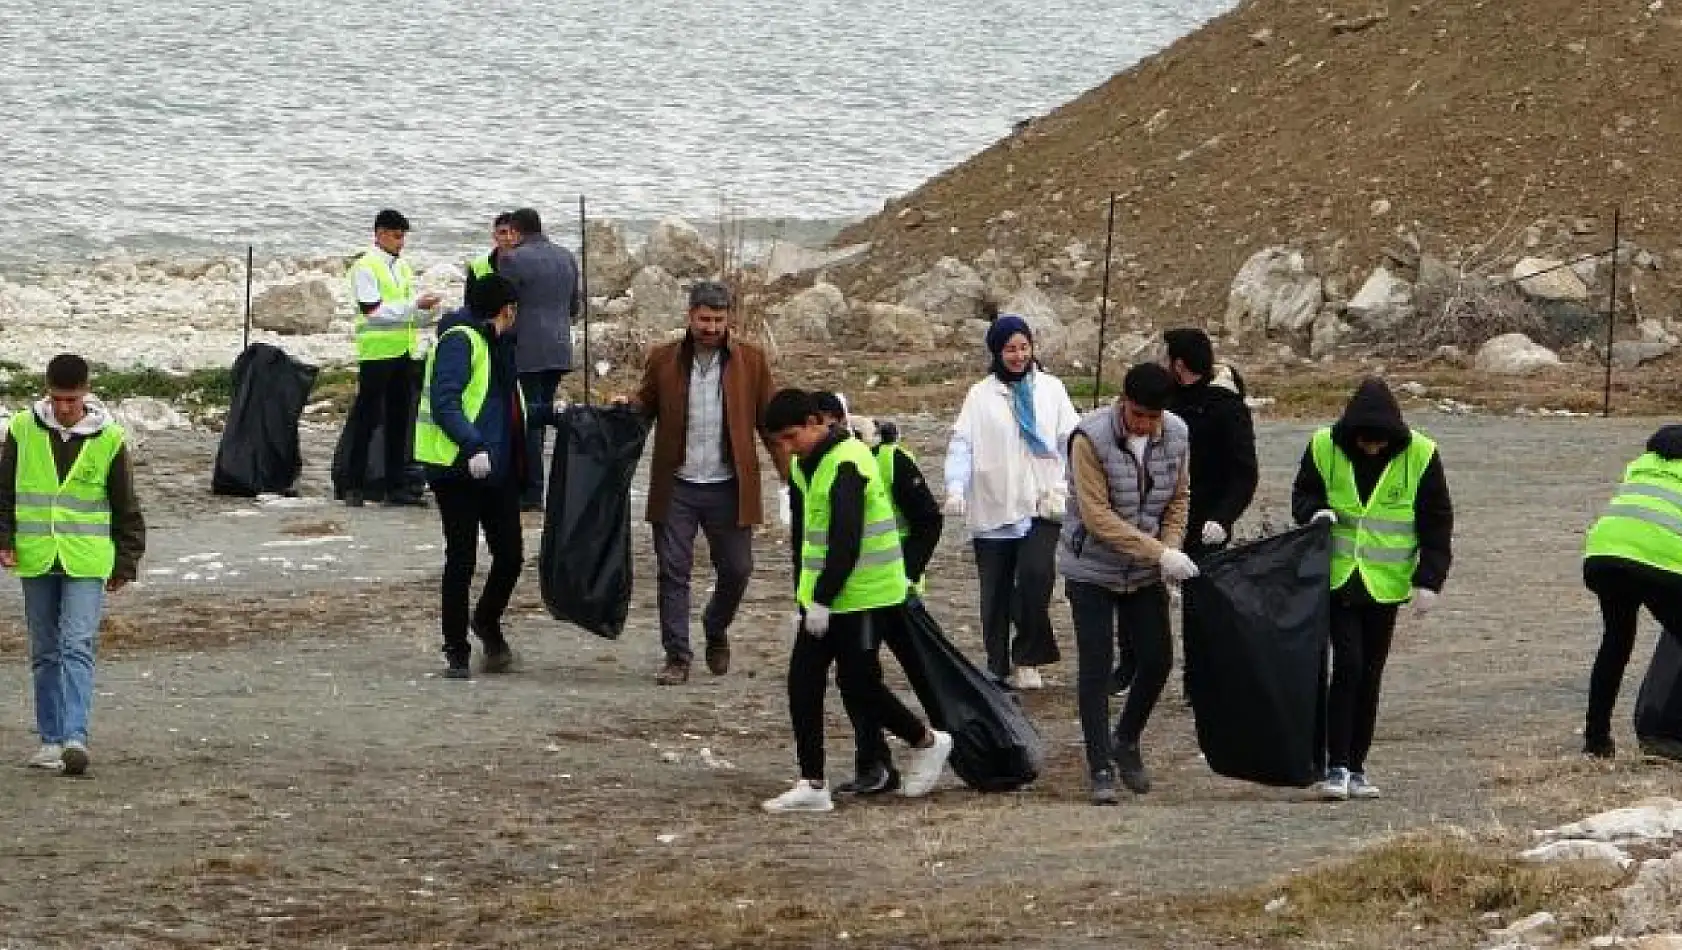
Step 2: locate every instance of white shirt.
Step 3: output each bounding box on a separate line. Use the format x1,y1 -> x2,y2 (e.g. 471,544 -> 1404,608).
944,370 -> 1081,536
352,247 -> 419,328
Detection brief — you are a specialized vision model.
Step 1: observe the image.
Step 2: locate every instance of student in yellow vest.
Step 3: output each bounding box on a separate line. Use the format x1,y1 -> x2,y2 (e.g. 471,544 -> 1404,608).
1580,425 -> 1682,758
344,209 -> 441,509
462,212 -> 517,300
762,388 -> 952,813
1292,377 -> 1454,801
810,392 -> 944,796
0,354 -> 146,776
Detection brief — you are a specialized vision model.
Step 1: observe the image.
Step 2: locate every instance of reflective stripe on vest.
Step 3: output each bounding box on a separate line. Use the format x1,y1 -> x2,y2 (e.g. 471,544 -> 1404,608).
9,412 -> 123,579
413,325 -> 491,466
347,250 -> 418,362
1310,427 -> 1435,604
797,438 -> 907,612
1584,454 -> 1682,576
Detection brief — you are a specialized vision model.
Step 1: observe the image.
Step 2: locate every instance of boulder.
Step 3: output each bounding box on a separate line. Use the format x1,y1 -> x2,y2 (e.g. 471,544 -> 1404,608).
1623,853 -> 1682,935
1513,257 -> 1590,302
763,242 -> 871,283
898,257 -> 988,324
1475,333 -> 1561,376
1224,247 -> 1323,336
1346,266 -> 1415,331
641,217 -> 715,279
250,279 -> 338,335
1066,319 -> 1156,366
626,266 -> 686,333
1519,839 -> 1633,870
1613,338 -> 1674,370
862,303 -> 935,351
1543,799 -> 1682,844
1310,308 -> 1347,358
771,282 -> 849,344
1000,285 -> 1070,362
112,397 -> 190,435
584,220 -> 640,298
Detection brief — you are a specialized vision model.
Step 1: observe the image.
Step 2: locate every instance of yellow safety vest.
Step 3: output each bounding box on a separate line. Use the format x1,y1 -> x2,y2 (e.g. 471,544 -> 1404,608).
347,249 -> 419,362
465,253 -> 493,280
1584,453 -> 1682,576
797,438 -> 908,613
9,413 -> 124,579
875,442 -> 926,595
414,324 -> 503,466
1310,427 -> 1435,604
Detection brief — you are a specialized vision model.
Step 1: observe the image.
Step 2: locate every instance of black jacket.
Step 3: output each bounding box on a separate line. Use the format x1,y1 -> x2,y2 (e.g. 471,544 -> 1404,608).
879,441 -> 943,585
789,427 -> 868,608
1167,363 -> 1258,548
1291,377 -> 1454,598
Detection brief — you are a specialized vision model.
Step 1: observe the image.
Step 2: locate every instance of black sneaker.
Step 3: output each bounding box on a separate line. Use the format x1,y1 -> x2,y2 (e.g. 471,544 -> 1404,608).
443,653 -> 472,679
343,490 -> 365,508
385,492 -> 428,508
835,765 -> 901,796
1091,770 -> 1120,806
1583,734 -> 1616,759
1114,741 -> 1152,795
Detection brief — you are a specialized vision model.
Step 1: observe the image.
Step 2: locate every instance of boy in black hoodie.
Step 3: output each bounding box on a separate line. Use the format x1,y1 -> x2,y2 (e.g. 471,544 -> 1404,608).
1292,377 -> 1454,800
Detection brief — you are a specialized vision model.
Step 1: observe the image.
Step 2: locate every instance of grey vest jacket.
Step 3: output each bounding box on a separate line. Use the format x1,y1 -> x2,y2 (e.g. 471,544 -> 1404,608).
1058,406 -> 1190,591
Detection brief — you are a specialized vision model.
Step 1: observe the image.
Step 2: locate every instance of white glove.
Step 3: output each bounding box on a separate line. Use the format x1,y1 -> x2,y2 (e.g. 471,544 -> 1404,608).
803,603 -> 832,637
1411,588 -> 1438,617
790,611 -> 804,637
1200,521 -> 1228,546
1311,509 -> 1338,525
467,452 -> 492,480
943,493 -> 967,518
1159,548 -> 1199,583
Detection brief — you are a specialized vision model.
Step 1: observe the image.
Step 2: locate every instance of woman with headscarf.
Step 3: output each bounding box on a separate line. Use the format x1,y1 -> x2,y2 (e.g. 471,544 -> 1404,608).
943,315 -> 1081,688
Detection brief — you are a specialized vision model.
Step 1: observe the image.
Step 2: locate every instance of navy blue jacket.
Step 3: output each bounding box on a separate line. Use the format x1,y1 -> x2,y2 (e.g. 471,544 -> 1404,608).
425,309 -> 539,492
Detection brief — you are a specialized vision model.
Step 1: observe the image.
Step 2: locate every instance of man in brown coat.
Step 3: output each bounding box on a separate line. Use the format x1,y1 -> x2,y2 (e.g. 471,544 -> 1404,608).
623,281 -> 782,684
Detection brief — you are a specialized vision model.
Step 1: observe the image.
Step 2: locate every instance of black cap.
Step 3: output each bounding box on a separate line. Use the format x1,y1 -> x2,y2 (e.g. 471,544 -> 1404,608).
374,209 -> 411,232
688,280 -> 732,310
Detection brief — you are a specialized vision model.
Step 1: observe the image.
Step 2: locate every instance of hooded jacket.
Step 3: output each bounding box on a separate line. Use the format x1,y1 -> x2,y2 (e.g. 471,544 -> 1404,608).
0,398 -> 146,582
1291,378 -> 1454,598
1167,362 -> 1258,549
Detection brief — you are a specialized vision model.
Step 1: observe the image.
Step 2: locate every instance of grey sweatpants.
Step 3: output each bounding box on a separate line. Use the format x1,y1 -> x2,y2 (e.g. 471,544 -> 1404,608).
652,478 -> 754,662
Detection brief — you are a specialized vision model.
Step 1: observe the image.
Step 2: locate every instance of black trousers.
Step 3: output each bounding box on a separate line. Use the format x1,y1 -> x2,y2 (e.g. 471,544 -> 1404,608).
1326,598 -> 1400,773
518,370 -> 565,507
972,519 -> 1062,679
849,606 -> 932,774
1584,556 -> 1682,742
433,477 -> 524,660
788,608 -> 927,783
1069,580 -> 1172,775
346,357 -> 416,495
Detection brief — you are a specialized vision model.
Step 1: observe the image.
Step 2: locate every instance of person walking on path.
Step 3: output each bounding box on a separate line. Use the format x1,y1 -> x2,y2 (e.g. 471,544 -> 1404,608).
761,389 -> 952,813
497,208 -> 582,512
943,314 -> 1080,689
463,212 -> 517,297
0,354 -> 146,776
1579,425 -> 1682,759
1059,363 -> 1193,804
809,392 -> 944,796
414,275 -> 551,679
1163,328 -> 1257,555
344,209 -> 440,509
620,281 -> 783,685
1291,377 -> 1454,801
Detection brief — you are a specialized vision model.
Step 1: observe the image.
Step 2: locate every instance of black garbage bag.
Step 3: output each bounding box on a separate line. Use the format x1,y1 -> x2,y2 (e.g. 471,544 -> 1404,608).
1183,524 -> 1332,788
538,405 -> 650,639
212,343 -> 319,497
329,361 -> 426,502
895,602 -> 1044,792
1635,631 -> 1682,762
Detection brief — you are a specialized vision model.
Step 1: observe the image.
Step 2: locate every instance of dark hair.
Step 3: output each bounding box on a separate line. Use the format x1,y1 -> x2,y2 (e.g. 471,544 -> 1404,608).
1123,362 -> 1174,411
374,209 -> 411,232
811,391 -> 846,419
764,388 -> 819,433
466,274 -> 518,318
46,353 -> 90,390
1163,327 -> 1215,377
493,212 -> 515,228
509,208 -> 542,235
688,280 -> 732,311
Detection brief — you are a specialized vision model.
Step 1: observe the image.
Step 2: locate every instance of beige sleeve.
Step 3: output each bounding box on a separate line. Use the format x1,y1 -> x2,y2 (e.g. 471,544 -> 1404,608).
1071,435 -> 1168,563
1160,456 -> 1191,551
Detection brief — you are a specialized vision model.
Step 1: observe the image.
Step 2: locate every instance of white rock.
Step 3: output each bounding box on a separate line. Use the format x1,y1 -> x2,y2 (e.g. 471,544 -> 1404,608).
772,282 -> 848,344
1629,935 -> 1682,950
1513,257 -> 1591,302
898,257 -> 988,325
1613,338 -> 1674,370
1370,198 -> 1392,216
763,241 -> 871,283
1543,799 -> 1682,844
1001,285 -> 1070,362
113,397 -> 191,434
1623,853 -> 1682,935
1224,247 -> 1323,336
861,303 -> 935,351
641,217 -> 715,279
584,220 -> 640,298
1398,381 -> 1429,398
1489,911 -> 1556,942
1310,308 -> 1346,358
1346,266 -> 1415,330
1475,333 -> 1561,376
626,266 -> 686,333
249,279 -> 339,335
1520,839 -> 1633,870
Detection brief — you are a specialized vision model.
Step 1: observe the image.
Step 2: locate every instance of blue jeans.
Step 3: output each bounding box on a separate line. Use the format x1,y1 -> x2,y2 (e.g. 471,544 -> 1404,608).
21,575 -> 106,745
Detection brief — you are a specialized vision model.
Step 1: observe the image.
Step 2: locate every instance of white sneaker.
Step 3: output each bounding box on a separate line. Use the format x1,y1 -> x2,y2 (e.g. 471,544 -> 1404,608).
901,729 -> 954,798
1348,772 -> 1382,799
61,740 -> 89,777
762,780 -> 834,813
26,744 -> 64,770
1316,767 -> 1351,801
1009,667 -> 1045,690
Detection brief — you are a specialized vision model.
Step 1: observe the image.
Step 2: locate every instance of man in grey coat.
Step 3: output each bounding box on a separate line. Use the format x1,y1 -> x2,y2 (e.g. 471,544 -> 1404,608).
498,207 -> 583,510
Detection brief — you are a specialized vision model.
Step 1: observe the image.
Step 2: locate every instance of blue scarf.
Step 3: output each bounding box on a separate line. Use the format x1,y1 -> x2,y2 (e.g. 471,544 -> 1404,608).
1010,376 -> 1055,459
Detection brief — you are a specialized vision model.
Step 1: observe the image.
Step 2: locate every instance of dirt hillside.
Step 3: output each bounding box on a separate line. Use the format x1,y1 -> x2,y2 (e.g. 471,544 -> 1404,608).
830,0 -> 1682,325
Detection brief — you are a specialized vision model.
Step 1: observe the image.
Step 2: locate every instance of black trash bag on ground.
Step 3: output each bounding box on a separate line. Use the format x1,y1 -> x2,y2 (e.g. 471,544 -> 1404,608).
894,601 -> 1044,792
212,343 -> 319,497
1635,631 -> 1682,762
539,405 -> 650,639
1183,524 -> 1331,788
329,361 -> 426,502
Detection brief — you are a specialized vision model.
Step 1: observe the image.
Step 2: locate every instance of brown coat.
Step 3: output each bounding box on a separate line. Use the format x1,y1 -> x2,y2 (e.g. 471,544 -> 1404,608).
632,334 -> 783,526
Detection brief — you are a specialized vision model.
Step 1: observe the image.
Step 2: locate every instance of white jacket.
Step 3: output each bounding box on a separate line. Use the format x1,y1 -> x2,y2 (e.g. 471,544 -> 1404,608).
945,371 -> 1081,534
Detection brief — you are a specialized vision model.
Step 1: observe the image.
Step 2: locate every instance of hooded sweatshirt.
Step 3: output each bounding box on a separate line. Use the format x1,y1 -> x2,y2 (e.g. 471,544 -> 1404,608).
1291,378 -> 1454,599
1167,362 -> 1258,546
0,397 -> 146,582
